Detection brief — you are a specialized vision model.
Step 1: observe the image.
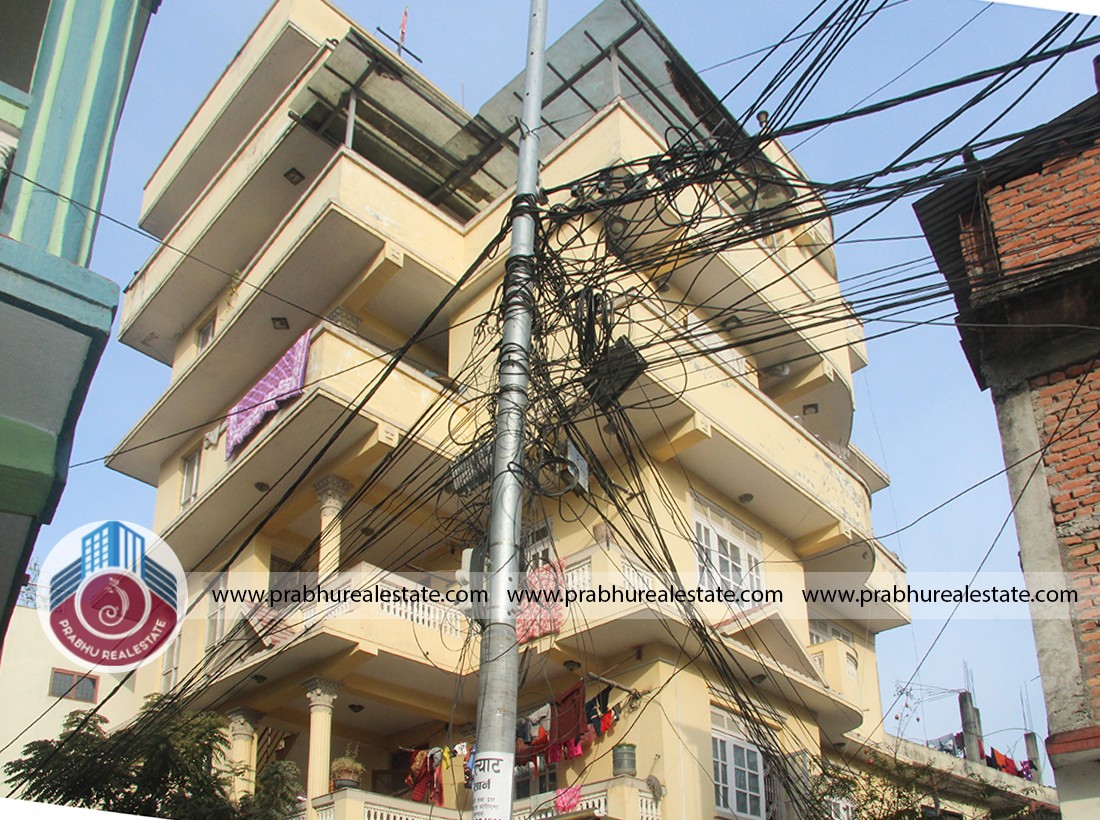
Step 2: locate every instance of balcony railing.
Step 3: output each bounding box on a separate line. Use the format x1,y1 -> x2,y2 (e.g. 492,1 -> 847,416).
300,560 -> 464,639
299,776 -> 661,820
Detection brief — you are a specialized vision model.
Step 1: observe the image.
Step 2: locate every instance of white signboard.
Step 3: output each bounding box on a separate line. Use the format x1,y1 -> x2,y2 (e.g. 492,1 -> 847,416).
471,751 -> 515,820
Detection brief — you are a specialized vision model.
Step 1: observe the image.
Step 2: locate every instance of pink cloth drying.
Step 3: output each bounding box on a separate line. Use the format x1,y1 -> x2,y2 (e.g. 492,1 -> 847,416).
226,332 -> 311,457
516,559 -> 566,643
555,785 -> 582,813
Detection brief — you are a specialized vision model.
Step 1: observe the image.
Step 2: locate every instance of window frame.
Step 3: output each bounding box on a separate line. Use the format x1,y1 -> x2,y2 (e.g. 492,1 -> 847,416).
694,499 -> 763,595
180,447 -> 201,509
195,313 -> 216,352
514,753 -> 557,800
808,614 -> 854,646
684,310 -> 746,378
921,809 -> 963,820
206,573 -> 228,651
161,638 -> 181,693
522,523 -> 554,570
49,668 -> 98,703
827,796 -> 857,820
712,709 -> 766,820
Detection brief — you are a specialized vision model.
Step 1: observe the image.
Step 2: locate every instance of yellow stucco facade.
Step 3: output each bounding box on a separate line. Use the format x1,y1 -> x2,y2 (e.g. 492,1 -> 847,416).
86,2 -> 1058,819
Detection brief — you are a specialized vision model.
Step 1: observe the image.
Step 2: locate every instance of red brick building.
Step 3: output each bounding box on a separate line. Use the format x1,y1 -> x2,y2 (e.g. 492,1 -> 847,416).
916,82 -> 1100,819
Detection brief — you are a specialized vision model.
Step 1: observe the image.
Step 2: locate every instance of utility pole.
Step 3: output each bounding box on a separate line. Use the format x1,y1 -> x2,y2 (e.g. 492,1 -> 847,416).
471,2 -> 548,819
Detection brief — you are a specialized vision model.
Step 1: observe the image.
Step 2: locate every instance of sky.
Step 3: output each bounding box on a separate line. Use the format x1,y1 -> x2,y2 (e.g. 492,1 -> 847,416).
33,0 -> 1100,784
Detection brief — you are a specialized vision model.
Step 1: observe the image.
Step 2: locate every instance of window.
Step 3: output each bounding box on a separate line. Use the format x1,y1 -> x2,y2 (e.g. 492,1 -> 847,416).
161,638 -> 181,693
196,314 -> 216,352
845,651 -> 859,680
808,615 -> 853,646
522,523 -> 554,570
921,809 -> 963,820
694,500 -> 762,594
269,555 -> 309,596
827,797 -> 856,820
49,669 -> 97,703
712,709 -> 765,819
206,574 -> 228,650
180,448 -> 201,508
514,755 -> 557,800
685,311 -> 745,378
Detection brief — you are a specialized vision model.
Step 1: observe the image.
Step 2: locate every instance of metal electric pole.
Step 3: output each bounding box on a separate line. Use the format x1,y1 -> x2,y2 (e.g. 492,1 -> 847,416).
471,2 -> 548,819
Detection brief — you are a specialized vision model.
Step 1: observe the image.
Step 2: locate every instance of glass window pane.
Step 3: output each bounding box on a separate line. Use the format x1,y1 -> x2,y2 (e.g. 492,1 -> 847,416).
735,769 -> 747,790
750,795 -> 761,816
736,792 -> 748,813
734,746 -> 746,767
747,749 -> 759,770
49,671 -> 73,698
72,676 -> 95,702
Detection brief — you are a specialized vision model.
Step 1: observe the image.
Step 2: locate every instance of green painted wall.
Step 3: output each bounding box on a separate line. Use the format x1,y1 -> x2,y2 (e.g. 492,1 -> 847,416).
0,0 -> 157,267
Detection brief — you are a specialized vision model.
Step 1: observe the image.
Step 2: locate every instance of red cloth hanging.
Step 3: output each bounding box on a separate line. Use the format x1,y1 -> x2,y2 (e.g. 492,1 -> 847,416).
432,759 -> 444,806
407,750 -> 431,802
550,680 -> 586,746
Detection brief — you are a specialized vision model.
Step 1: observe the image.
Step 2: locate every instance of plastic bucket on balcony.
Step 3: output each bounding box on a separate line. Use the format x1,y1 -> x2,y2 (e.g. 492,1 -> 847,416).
612,743 -> 637,777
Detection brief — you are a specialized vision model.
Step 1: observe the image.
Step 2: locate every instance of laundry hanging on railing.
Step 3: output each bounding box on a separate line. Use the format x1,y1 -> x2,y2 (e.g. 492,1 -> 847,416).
406,748 -> 444,806
516,560 -> 566,643
226,331 -> 311,458
985,746 -> 1030,779
513,680 -> 622,771
555,784 -> 582,813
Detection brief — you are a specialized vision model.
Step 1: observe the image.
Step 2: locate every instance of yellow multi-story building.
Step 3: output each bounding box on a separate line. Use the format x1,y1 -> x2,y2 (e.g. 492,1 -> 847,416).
103,1 -> 1057,818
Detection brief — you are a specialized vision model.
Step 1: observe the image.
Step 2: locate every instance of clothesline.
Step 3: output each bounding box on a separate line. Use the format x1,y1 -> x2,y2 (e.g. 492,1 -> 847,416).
401,677 -> 637,806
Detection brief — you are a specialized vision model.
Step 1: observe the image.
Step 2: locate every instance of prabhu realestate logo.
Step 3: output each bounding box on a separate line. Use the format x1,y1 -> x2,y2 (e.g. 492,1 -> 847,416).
37,521 -> 187,671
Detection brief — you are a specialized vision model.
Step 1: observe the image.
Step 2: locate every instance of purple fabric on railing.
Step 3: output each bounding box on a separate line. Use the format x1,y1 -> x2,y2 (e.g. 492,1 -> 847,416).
226,332 -> 311,458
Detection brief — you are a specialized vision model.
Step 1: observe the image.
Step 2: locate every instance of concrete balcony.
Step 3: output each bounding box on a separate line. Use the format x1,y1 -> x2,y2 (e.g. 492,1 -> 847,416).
550,543 -> 866,738
143,322 -> 460,566
599,181 -> 853,392
807,638 -> 863,706
190,560 -> 474,729
601,311 -> 874,544
296,775 -> 661,820
111,148 -> 470,488
120,145 -> 468,367
803,537 -> 910,631
138,0 -> 353,239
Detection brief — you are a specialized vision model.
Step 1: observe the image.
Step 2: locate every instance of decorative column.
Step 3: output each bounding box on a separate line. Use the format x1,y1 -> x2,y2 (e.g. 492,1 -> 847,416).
302,677 -> 340,818
314,475 -> 351,581
226,707 -> 263,799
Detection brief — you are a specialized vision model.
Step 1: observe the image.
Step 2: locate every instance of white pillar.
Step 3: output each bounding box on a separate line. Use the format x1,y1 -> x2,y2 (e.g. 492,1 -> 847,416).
227,707 -> 263,799
303,677 -> 340,819
314,475 -> 351,580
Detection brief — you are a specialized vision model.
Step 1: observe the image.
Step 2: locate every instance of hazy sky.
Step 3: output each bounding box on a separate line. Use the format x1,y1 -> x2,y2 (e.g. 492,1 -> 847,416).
35,0 -> 1100,783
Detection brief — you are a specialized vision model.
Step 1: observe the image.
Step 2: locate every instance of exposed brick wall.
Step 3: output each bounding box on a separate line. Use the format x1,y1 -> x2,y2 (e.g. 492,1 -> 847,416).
1030,358 -> 1100,716
985,143 -> 1100,276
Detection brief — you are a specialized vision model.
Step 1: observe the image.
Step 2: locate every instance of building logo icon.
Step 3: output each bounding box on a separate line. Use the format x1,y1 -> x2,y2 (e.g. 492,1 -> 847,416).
37,521 -> 186,671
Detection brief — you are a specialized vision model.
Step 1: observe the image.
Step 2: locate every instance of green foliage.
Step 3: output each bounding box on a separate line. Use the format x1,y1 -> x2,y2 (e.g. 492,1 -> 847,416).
237,761 -> 303,820
330,742 -> 365,781
4,697 -> 301,819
